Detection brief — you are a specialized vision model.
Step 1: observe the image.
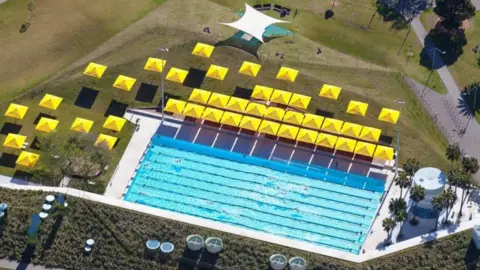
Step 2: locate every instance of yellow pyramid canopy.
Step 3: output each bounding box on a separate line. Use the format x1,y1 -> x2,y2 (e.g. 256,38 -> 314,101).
164,99 -> 186,114
94,134 -> 118,150
354,142 -> 376,157
335,137 -> 357,153
321,118 -> 344,134
277,124 -> 299,140
289,94 -> 311,110
16,151 -> 40,167
251,85 -> 273,100
201,107 -> 224,123
113,75 -> 137,91
346,100 -> 369,116
269,89 -> 292,105
35,118 -> 59,133
302,114 -> 324,130
189,89 -> 212,104
258,120 -> 280,136
71,118 -> 94,133
245,103 -> 266,117
378,108 -> 400,124
276,67 -> 299,82
5,103 -> 28,120
166,68 -> 189,83
144,57 -> 167,73
3,133 -> 26,149
192,43 -> 214,58
220,111 -> 242,127
315,133 -> 338,148
207,93 -> 230,108
39,94 -> 63,110
239,116 -> 261,131
319,84 -> 341,100
226,97 -> 249,113
373,145 -> 395,160
183,103 -> 205,118
103,115 -> 126,132
283,111 -> 304,126
206,65 -> 228,80
340,122 -> 363,138
83,62 -> 107,79
264,107 -> 286,121
238,61 -> 261,77
297,129 -> 318,144
359,126 -> 382,142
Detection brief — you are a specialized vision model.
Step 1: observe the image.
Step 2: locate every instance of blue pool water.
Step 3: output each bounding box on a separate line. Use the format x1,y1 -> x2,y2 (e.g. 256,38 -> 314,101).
124,136 -> 384,254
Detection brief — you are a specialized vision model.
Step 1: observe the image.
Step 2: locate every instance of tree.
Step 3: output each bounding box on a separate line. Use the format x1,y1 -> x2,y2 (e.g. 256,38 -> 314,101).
463,82 -> 480,114
434,0 -> 476,28
395,171 -> 411,199
426,23 -> 468,66
448,168 -> 463,191
445,143 -> 462,170
457,171 -> 473,218
395,210 -> 407,223
441,188 -> 458,224
402,158 -> 420,177
432,195 -> 444,231
382,217 -> 396,245
462,156 -> 479,174
410,185 -> 426,223
389,198 -> 407,216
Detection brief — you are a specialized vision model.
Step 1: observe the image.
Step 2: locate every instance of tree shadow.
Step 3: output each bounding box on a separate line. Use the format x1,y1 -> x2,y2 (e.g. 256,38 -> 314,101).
0,123 -> 22,135
464,240 -> 480,270
461,82 -> 480,118
17,245 -> 36,270
457,96 -> 475,118
135,83 -> 158,103
393,0 -> 429,19
104,100 -> 128,117
232,86 -> 253,99
376,0 -> 412,30
183,68 -> 206,89
74,87 -> 99,109
33,113 -> 56,125
420,26 -> 467,68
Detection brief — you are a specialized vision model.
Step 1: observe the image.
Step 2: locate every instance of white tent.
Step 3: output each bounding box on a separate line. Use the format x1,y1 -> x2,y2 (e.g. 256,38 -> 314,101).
219,3 -> 289,43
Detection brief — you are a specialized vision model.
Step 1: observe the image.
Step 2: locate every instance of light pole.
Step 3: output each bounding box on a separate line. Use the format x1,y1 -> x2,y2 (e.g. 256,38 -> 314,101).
394,100 -> 406,175
422,47 -> 445,97
157,48 -> 169,123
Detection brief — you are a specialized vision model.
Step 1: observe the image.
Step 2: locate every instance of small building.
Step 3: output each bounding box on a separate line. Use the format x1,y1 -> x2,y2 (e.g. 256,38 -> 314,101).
411,167 -> 447,218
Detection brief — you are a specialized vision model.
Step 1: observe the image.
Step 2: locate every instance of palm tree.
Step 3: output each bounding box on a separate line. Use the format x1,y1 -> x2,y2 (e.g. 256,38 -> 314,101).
410,185 -> 426,222
442,188 -> 458,224
445,143 -> 461,170
448,168 -> 462,191
394,171 -> 411,199
457,171 -> 473,217
382,217 -> 396,245
402,158 -> 420,177
432,195 -> 444,231
395,210 -> 407,223
388,198 -> 407,215
462,156 -> 479,175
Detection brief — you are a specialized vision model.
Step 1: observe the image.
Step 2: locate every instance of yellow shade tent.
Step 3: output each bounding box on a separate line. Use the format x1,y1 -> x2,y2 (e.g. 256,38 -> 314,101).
39,94 -> 63,110
144,57 -> 167,73
16,151 -> 40,167
283,111 -> 304,126
3,134 -> 26,149
188,89 -> 212,104
340,122 -> 363,138
201,107 -> 224,123
346,100 -> 369,116
226,97 -> 249,113
206,65 -> 228,80
35,118 -> 59,133
164,99 -> 186,114
270,89 -> 292,105
245,102 -> 266,117
276,67 -> 299,82
319,84 -> 342,100
251,85 -> 273,100
166,68 -> 189,83
208,93 -> 230,108
239,116 -> 261,131
113,75 -> 137,91
220,111 -> 242,127
302,114 -> 324,130
183,103 -> 205,118
335,137 -> 357,153
289,94 -> 311,110
373,145 -> 395,160
321,118 -> 344,134
94,134 -> 118,150
83,62 -> 107,79
238,61 -> 261,77
297,129 -> 318,144
5,103 -> 28,120
359,126 -> 382,142
258,120 -> 280,136
315,133 -> 338,148
277,124 -> 299,140
264,107 -> 286,121
71,118 -> 94,133
354,142 -> 376,157
378,108 -> 400,124
191,43 -> 214,58
103,115 -> 126,132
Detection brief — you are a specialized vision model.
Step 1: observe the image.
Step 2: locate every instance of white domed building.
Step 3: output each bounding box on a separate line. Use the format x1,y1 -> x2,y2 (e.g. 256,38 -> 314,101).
410,167 -> 447,218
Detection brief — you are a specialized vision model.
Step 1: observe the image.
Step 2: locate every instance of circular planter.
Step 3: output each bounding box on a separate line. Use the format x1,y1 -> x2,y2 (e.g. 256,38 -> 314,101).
205,237 -> 223,254
269,254 -> 287,270
186,234 -> 204,251
160,242 -> 175,254
289,257 -> 307,270
146,240 -> 161,250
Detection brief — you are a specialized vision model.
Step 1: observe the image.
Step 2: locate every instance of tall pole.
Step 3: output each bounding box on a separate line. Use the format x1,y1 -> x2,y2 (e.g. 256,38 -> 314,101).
395,121 -> 400,176
161,59 -> 165,123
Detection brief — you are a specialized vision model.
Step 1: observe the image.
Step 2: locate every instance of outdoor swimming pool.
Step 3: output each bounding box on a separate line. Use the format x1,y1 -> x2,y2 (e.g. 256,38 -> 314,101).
124,136 -> 384,254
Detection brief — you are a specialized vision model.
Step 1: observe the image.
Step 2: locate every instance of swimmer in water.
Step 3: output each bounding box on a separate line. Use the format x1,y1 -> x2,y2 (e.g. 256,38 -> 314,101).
174,159 -> 183,164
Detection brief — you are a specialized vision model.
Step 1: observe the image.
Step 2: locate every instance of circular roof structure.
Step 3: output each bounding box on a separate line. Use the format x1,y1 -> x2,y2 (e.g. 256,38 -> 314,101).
205,237 -> 223,254
160,242 -> 175,254
146,240 -> 160,250
289,257 -> 307,270
45,195 -> 55,203
413,167 -> 447,191
39,212 -> 48,219
186,235 -> 204,251
42,204 -> 52,212
270,254 -> 287,270
86,239 -> 95,246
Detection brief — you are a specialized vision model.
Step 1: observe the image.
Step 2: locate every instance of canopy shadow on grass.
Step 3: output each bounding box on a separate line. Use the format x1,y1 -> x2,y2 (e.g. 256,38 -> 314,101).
104,100 -> 128,117
13,170 -> 34,182
315,109 -> 334,118
214,31 -> 280,59
183,68 -> 207,89
135,83 -> 158,103
0,153 -> 18,168
156,93 -> 181,112
74,87 -> 99,109
0,122 -> 22,135
232,86 -> 253,99
379,135 -> 394,145
33,113 -> 57,125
